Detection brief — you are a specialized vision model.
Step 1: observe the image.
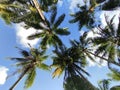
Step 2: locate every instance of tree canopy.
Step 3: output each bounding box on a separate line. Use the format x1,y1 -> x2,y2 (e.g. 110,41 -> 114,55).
0,0 -> 120,90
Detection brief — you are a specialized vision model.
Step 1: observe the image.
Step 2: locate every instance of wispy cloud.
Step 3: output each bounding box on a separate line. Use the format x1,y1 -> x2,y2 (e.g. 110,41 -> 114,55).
100,9 -> 120,27
15,23 -> 41,48
0,66 -> 8,85
86,8 -> 120,67
69,0 -> 85,12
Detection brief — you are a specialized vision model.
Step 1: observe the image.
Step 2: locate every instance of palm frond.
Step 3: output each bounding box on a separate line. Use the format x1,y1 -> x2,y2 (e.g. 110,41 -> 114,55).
37,63 -> 50,71
117,17 -> 120,36
40,35 -> 49,49
39,55 -> 48,61
70,40 -> 79,47
96,0 -> 106,4
55,28 -> 70,35
7,57 -> 27,62
52,67 -> 63,78
50,6 -> 57,24
101,0 -> 120,10
53,35 -> 63,46
107,44 -> 116,61
24,68 -> 36,88
27,32 -> 44,40
73,63 -> 90,76
54,14 -> 65,28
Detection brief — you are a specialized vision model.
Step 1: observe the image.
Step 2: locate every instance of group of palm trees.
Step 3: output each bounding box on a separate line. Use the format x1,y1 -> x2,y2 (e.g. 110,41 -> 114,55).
0,0 -> 120,90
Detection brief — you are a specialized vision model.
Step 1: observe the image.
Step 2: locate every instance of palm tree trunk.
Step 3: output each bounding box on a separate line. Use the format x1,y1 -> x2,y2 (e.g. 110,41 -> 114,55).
85,50 -> 120,67
9,67 -> 30,90
32,0 -> 51,31
32,0 -> 45,21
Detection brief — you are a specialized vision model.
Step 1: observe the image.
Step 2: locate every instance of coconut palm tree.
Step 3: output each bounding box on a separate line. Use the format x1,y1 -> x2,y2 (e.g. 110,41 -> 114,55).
91,16 -> 120,66
8,47 -> 49,90
69,33 -> 97,64
69,1 -> 96,30
28,7 -> 70,49
51,45 -> 89,83
0,0 -> 46,29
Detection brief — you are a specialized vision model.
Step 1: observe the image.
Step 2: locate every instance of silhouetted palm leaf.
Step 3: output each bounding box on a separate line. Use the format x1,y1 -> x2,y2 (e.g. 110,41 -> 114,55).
54,14 -> 65,28
24,67 -> 36,88
101,0 -> 120,10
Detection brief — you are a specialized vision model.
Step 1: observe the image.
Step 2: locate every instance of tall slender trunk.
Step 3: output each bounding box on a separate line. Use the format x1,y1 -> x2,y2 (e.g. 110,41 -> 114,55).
9,67 -> 30,90
32,0 -> 51,32
32,0 -> 45,21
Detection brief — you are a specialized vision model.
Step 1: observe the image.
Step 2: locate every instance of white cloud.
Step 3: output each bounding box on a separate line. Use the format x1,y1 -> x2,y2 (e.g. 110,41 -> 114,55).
0,66 -> 9,85
85,8 -> 120,67
69,0 -> 85,12
87,53 -> 107,67
58,0 -> 63,7
15,23 -> 41,48
100,9 -> 120,27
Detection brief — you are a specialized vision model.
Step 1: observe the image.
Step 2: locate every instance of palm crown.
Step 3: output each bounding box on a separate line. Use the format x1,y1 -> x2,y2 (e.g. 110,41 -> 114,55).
51,45 -> 89,82
69,5 -> 94,30
8,47 -> 49,90
28,7 -> 70,49
1,0 -> 120,90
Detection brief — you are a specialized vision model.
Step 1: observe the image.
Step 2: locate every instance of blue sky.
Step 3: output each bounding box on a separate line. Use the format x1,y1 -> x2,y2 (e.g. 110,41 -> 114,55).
0,0 -> 120,90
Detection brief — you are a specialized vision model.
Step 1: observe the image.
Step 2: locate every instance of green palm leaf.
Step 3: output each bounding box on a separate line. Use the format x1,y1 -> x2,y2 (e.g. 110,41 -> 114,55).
37,63 -> 50,71
55,28 -> 70,35
40,35 -> 49,49
24,68 -> 36,88
54,14 -> 65,28
50,6 -> 57,24
28,32 -> 45,40
7,57 -> 27,62
52,35 -> 63,46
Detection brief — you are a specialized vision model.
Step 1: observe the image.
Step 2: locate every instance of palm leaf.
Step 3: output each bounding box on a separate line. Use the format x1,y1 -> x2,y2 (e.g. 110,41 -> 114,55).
27,32 -> 45,40
39,55 -> 48,61
54,14 -> 65,28
73,63 -> 90,76
50,6 -> 57,24
7,57 -> 27,62
53,35 -> 63,46
55,28 -> 70,35
40,35 -> 49,49
24,68 -> 36,88
52,67 -> 63,78
37,63 -> 50,71
101,0 -> 120,10
117,17 -> 120,36
108,44 -> 116,61
96,0 -> 105,4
